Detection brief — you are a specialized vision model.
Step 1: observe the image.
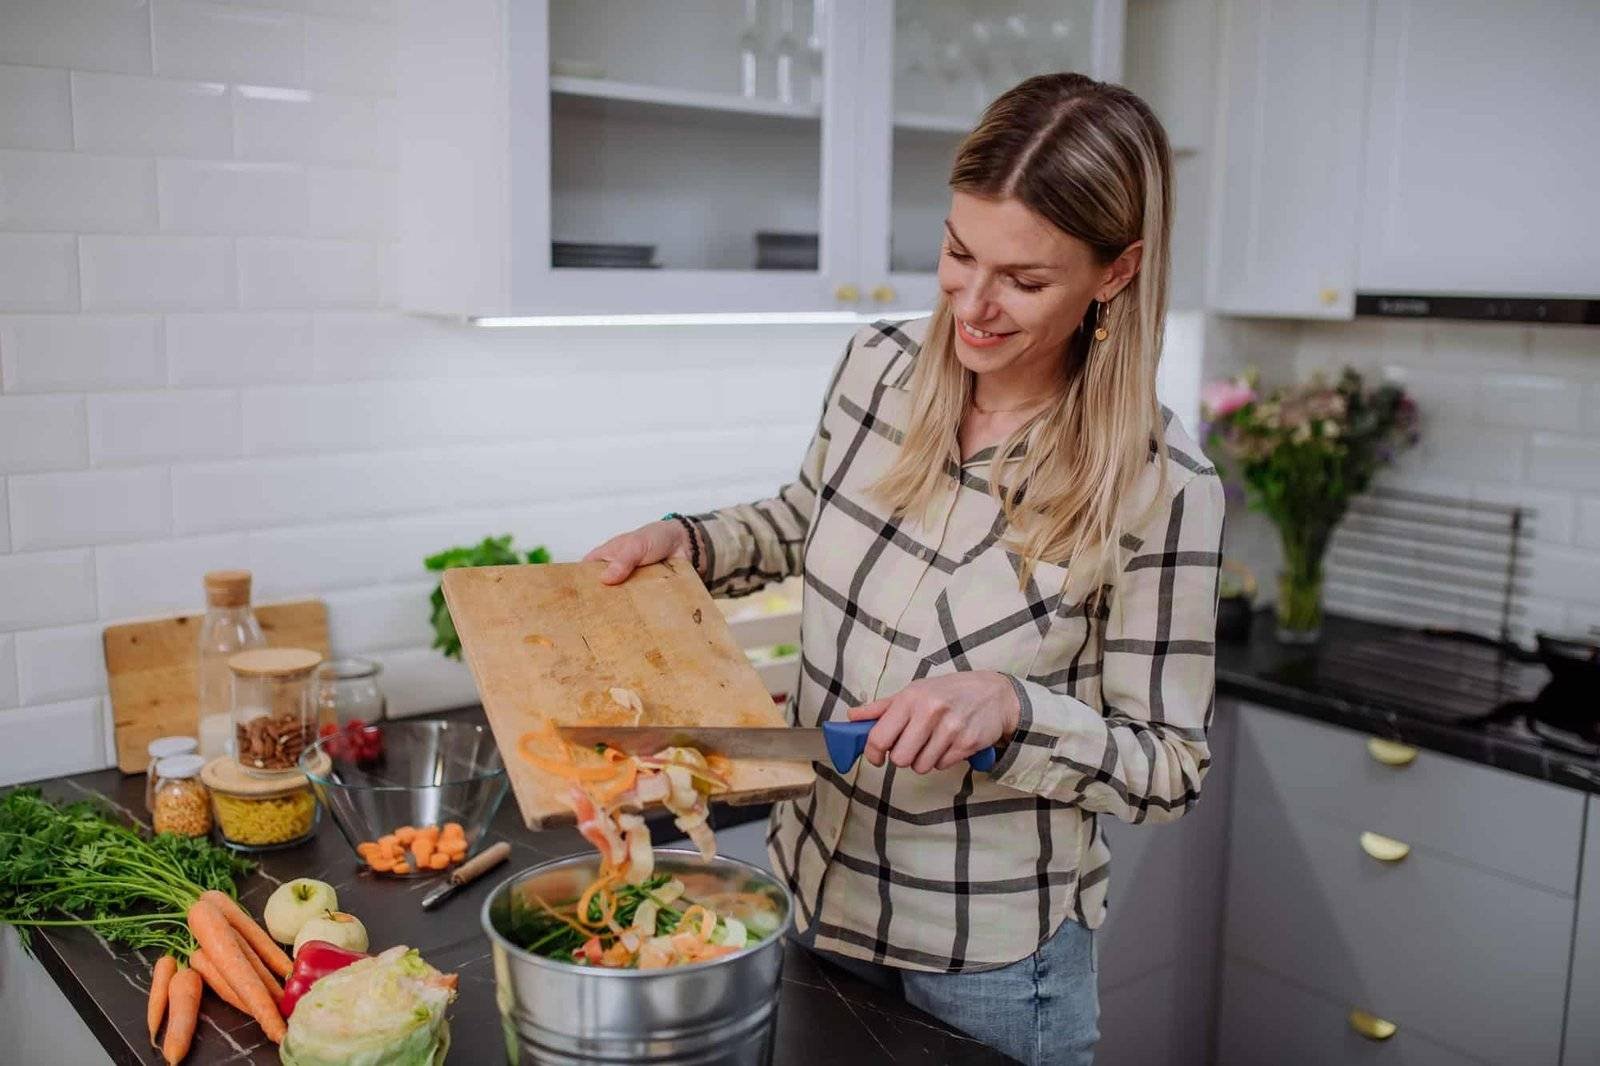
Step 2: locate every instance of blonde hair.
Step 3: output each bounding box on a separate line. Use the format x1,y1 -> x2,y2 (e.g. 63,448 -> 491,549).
874,73 -> 1172,590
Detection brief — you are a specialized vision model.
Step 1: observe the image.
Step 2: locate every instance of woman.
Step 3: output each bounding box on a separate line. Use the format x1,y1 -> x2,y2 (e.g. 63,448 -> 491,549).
585,73 -> 1223,1065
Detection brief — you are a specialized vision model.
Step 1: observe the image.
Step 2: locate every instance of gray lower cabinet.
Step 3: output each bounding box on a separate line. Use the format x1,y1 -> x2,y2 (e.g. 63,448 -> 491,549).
1565,796 -> 1600,1063
1096,699 -> 1236,1066
1218,702 -> 1583,1066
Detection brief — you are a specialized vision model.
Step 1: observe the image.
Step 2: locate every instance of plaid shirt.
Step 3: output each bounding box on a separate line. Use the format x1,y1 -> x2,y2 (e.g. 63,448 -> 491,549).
690,318 -> 1224,973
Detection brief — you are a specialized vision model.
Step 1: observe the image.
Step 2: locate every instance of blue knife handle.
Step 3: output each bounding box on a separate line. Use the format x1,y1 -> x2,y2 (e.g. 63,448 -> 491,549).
821,720 -> 997,774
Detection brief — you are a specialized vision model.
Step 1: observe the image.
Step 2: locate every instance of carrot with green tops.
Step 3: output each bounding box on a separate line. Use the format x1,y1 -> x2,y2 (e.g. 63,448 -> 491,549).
186,900 -> 286,1043
161,966 -> 202,1065
197,889 -> 292,979
187,948 -> 249,1014
147,954 -> 177,1046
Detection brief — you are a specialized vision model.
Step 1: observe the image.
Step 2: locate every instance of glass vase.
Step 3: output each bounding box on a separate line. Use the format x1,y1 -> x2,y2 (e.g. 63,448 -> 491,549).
1276,525 -> 1331,644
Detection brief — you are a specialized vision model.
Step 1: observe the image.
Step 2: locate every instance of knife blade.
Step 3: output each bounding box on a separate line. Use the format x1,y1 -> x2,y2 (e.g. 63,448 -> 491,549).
557,721 -> 996,774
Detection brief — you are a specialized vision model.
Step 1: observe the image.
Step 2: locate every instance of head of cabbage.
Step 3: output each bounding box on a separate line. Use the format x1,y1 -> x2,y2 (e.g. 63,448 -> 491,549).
280,945 -> 457,1066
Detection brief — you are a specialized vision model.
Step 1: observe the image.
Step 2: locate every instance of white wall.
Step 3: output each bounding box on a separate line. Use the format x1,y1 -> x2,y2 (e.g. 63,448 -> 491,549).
1207,316 -> 1600,639
0,0 -> 845,787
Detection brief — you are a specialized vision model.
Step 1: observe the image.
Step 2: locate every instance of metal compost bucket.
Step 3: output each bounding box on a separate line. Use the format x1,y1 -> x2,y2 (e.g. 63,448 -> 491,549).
483,849 -> 794,1065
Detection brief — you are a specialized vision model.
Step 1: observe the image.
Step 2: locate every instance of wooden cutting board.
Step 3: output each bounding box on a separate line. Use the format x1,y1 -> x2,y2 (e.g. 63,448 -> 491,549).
105,600 -> 330,773
442,560 -> 815,828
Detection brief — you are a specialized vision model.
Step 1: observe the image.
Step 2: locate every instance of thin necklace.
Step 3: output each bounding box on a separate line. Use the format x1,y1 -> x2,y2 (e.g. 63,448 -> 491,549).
970,394 -> 1055,415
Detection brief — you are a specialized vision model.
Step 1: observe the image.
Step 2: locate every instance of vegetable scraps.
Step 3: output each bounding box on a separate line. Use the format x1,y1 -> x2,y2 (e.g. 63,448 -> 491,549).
513,725 -> 778,968
424,535 -> 551,660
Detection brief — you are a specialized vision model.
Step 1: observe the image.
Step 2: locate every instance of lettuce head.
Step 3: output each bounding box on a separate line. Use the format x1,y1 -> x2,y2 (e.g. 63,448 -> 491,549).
280,945 -> 456,1066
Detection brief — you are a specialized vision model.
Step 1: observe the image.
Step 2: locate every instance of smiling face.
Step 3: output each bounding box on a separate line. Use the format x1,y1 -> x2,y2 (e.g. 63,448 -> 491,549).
938,191 -> 1138,387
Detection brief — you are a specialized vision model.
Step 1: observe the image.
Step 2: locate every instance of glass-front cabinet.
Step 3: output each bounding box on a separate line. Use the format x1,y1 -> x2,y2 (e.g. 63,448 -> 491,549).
398,0 -> 1123,320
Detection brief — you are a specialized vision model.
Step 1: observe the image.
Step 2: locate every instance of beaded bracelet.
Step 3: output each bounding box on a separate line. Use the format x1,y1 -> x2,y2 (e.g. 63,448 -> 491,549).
664,512 -> 702,575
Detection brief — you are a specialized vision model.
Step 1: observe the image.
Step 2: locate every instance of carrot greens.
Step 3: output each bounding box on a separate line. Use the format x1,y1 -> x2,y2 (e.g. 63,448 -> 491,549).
0,788 -> 252,958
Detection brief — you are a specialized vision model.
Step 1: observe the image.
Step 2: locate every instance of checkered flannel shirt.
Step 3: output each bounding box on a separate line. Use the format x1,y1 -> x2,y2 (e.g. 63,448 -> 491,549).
689,317 -> 1224,973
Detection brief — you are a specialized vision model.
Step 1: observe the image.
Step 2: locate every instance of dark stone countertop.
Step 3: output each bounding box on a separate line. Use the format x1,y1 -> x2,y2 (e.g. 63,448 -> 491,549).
19,709 -> 1006,1066
1215,610 -> 1600,795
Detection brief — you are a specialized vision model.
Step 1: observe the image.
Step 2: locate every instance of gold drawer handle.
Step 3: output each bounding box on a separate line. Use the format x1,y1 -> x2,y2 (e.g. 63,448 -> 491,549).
1348,1008 -> 1397,1041
1367,737 -> 1418,767
871,284 -> 896,303
1359,831 -> 1410,863
834,283 -> 860,303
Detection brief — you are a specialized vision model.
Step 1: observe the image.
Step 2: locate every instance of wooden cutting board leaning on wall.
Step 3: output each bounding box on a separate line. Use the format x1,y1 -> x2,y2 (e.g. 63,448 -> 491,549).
105,600 -> 330,773
442,560 -> 815,828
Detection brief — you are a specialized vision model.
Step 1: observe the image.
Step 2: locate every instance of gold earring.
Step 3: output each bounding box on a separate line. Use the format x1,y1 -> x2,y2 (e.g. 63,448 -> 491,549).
1093,300 -> 1109,342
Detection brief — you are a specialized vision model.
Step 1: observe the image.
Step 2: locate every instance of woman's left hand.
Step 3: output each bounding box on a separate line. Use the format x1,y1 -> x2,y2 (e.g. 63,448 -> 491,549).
848,672 -> 1022,774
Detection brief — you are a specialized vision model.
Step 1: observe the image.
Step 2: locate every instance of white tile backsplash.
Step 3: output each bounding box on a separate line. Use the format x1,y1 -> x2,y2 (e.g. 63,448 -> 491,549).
237,237 -> 381,308
0,696 -> 111,786
234,86 -> 396,167
0,550 -> 98,632
158,161 -> 309,235
14,623 -> 105,705
304,15 -> 396,95
370,646 -> 477,719
0,0 -> 153,75
0,635 -> 16,708
0,233 -> 79,310
1223,318 -> 1600,638
71,72 -> 231,158
95,534 -> 249,618
0,481 -> 8,553
324,582 -> 433,654
0,150 -> 157,232
152,0 -> 304,86
0,65 -> 74,150
0,395 -> 89,474
88,390 -> 240,464
247,518 -> 399,598
1528,433 -> 1600,493
166,312 -> 314,386
0,314 -> 165,392
307,166 -> 396,238
8,468 -> 169,550
80,235 -> 234,310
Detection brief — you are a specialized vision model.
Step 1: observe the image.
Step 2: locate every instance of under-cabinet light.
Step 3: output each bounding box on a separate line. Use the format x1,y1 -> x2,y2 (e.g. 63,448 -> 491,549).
470,310 -> 933,328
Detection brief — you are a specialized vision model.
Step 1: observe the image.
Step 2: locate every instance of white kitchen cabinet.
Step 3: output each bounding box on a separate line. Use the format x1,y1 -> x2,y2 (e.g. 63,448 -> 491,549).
1207,0 -> 1372,319
1357,0 -> 1600,297
398,0 -> 1123,321
1565,795 -> 1600,1064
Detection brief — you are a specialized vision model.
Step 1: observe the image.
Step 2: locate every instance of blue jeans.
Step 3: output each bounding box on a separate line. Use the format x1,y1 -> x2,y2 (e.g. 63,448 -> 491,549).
808,918 -> 1099,1065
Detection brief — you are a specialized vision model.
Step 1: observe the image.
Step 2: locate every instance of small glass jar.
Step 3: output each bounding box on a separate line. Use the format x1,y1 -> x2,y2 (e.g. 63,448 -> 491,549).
201,756 -> 319,851
144,736 -> 199,814
313,658 -> 386,731
229,647 -> 323,776
151,755 -> 212,838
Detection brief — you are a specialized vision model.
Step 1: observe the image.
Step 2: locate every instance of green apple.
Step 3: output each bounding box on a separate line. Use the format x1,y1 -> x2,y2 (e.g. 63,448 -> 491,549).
294,911 -> 369,956
264,878 -> 339,945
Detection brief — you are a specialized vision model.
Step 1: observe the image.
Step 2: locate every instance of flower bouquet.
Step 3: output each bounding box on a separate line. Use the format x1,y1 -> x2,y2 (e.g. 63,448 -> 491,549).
1202,368 -> 1419,643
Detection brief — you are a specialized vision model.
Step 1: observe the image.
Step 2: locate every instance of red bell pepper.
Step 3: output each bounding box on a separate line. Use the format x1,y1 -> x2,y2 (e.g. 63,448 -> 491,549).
280,940 -> 367,1017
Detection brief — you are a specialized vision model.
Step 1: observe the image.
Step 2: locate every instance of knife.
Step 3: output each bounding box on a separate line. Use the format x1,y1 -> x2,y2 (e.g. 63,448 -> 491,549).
420,841 -> 512,911
557,721 -> 997,774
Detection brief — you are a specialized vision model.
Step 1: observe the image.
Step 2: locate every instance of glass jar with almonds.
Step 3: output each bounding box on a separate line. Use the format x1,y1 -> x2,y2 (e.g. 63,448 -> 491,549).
230,647 -> 322,776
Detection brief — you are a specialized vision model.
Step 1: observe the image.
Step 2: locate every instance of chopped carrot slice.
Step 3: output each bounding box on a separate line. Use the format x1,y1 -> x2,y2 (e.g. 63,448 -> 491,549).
395,826 -> 417,844
428,852 -> 451,870
442,821 -> 464,837
412,840 -> 434,865
391,861 -> 411,874
356,841 -> 378,857
369,856 -> 395,872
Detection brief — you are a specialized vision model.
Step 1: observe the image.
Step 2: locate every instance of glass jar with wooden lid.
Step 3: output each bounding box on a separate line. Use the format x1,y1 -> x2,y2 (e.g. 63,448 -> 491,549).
201,756 -> 319,851
229,647 -> 322,776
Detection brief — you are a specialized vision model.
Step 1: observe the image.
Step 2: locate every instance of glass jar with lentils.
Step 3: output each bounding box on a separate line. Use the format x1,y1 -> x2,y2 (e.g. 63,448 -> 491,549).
151,754 -> 212,837
230,647 -> 323,776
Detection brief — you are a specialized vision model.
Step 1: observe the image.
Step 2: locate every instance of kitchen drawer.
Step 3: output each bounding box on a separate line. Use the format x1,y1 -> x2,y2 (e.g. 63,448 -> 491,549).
1234,702 -> 1584,892
1224,792 -> 1571,1065
1218,957 -> 1479,1066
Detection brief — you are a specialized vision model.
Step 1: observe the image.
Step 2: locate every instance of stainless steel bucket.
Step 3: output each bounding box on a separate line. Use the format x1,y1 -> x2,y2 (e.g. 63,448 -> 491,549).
482,849 -> 794,1065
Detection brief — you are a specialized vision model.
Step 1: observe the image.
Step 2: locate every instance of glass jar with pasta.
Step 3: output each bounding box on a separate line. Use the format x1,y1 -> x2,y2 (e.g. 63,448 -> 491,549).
201,755 -> 319,851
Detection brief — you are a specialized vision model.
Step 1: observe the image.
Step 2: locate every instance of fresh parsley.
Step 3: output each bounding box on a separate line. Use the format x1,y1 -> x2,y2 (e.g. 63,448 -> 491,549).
424,535 -> 551,660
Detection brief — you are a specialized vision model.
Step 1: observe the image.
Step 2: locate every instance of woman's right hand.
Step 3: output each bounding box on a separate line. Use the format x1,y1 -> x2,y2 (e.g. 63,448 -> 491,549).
583,519 -> 694,585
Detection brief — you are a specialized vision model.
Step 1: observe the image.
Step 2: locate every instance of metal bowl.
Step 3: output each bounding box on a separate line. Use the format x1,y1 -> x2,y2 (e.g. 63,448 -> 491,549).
483,850 -> 794,1065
